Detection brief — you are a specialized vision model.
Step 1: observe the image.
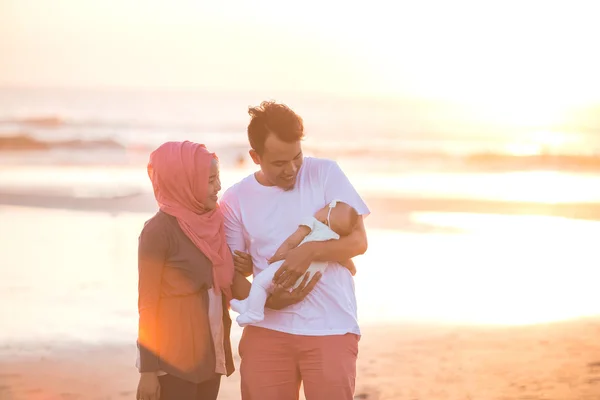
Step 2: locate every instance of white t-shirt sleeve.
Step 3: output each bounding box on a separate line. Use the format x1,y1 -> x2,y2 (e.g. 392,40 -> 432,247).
322,161 -> 370,218
219,187 -> 246,253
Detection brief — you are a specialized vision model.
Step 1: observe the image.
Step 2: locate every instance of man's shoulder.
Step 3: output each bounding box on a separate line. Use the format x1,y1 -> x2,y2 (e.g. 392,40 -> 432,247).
304,156 -> 337,169
302,157 -> 341,181
302,156 -> 338,176
220,173 -> 255,206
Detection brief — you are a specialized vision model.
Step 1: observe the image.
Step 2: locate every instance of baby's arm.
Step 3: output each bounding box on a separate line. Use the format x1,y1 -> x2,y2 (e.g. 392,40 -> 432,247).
269,225 -> 311,264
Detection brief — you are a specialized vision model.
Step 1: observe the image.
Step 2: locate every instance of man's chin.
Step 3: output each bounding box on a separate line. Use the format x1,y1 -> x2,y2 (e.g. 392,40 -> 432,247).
279,179 -> 296,191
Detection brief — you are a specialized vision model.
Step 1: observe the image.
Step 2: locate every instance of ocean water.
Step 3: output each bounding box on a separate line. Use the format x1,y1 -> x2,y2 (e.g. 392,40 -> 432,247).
1,87 -> 600,173
1,87 -> 600,350
2,87 -> 600,207
1,204 -> 599,351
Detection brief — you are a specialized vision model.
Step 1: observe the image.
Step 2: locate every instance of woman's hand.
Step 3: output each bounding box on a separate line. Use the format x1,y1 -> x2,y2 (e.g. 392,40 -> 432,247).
137,372 -> 160,400
266,271 -> 322,310
233,250 -> 253,277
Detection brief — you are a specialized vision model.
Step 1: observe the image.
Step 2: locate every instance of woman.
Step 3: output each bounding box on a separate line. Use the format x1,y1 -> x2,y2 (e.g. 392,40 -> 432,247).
135,141 -> 248,400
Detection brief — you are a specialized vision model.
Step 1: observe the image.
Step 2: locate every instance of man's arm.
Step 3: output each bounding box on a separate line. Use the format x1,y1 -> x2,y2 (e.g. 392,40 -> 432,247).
266,272 -> 322,310
220,190 -> 252,299
274,160 -> 369,288
339,259 -> 357,276
308,216 -> 368,262
273,217 -> 367,287
220,192 -> 247,254
312,160 -> 369,262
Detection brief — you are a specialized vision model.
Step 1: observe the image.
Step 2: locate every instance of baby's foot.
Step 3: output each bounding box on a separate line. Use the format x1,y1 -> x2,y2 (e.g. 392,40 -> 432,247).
230,299 -> 248,314
236,311 -> 265,327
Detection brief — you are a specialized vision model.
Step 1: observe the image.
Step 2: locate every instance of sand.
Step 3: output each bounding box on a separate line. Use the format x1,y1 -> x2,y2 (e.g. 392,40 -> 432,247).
2,319 -> 600,400
2,165 -> 600,399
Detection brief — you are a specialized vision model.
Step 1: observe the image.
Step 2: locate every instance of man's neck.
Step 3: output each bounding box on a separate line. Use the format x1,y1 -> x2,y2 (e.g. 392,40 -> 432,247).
253,171 -> 274,187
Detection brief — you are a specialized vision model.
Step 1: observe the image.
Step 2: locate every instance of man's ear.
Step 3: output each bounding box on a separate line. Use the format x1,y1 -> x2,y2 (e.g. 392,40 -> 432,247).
249,149 -> 261,165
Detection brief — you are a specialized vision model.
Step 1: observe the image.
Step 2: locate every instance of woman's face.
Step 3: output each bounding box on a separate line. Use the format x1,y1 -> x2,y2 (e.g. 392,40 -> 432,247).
203,158 -> 221,211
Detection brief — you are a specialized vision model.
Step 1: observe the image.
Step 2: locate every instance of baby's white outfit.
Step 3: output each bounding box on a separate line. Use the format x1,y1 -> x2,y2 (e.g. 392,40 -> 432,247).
230,214 -> 340,327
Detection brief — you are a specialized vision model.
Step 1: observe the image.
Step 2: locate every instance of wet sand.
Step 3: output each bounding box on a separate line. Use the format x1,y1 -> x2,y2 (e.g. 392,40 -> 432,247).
2,189 -> 600,234
2,319 -> 600,400
2,166 -> 600,399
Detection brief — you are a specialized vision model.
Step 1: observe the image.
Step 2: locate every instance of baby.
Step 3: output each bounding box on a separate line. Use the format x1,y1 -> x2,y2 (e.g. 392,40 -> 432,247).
230,200 -> 359,327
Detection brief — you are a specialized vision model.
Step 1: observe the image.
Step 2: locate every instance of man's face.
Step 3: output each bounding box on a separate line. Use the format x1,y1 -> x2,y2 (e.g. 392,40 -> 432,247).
250,133 -> 303,190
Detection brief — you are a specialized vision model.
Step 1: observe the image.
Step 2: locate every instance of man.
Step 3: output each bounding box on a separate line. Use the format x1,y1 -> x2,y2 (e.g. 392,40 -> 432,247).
220,101 -> 369,400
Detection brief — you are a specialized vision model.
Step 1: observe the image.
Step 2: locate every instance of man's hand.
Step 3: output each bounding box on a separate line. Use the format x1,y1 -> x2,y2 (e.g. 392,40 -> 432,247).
272,242 -> 316,288
137,372 -> 160,400
267,250 -> 287,265
233,250 -> 253,277
266,272 -> 322,310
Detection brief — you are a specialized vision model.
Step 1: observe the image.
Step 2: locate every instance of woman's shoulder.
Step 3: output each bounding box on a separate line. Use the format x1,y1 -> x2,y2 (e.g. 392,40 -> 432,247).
139,211 -> 175,241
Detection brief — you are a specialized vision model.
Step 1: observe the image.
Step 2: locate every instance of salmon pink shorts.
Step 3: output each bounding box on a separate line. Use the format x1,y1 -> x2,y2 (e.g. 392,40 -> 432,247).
238,326 -> 359,400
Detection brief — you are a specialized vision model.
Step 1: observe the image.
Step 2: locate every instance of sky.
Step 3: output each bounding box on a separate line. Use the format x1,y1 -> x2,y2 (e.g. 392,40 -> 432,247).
1,0 -> 599,114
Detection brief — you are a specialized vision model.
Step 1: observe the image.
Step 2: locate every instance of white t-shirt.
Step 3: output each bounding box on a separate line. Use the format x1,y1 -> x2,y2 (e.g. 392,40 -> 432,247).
220,157 -> 370,336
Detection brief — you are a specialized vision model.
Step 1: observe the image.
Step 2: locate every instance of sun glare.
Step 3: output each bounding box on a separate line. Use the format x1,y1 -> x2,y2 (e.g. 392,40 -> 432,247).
357,214 -> 600,326
465,98 -> 573,128
505,131 -> 574,156
532,131 -> 568,148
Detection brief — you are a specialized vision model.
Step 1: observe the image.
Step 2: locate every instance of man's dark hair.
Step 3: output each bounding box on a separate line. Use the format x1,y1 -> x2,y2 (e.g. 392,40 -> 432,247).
247,101 -> 304,155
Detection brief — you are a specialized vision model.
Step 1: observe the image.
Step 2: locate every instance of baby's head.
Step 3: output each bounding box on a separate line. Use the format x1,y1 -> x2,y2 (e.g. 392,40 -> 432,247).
315,200 -> 359,236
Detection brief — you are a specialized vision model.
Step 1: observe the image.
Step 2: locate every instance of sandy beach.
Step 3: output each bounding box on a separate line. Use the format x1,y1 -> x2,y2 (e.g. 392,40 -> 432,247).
2,319 -> 600,400
3,4 -> 600,397
1,166 -> 600,399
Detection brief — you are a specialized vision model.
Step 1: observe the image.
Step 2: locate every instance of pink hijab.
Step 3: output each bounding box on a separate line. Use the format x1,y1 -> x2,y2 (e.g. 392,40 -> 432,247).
147,141 -> 234,300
